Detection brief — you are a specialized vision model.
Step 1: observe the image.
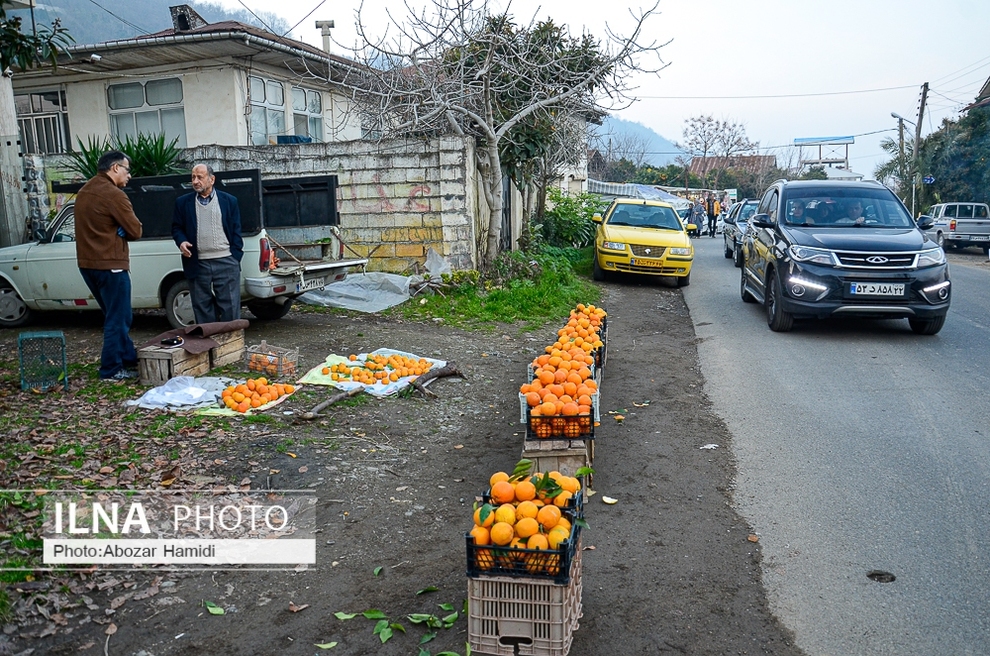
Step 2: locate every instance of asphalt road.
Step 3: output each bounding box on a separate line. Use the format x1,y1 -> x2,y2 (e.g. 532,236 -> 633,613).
683,235 -> 990,656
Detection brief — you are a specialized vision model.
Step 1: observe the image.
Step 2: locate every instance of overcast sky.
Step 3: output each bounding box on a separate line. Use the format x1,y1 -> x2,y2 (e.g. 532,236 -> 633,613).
214,0 -> 990,180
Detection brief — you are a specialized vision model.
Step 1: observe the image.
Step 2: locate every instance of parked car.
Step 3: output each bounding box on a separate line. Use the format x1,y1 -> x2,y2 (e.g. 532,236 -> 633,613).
921,202 -> 990,252
739,180 -> 950,334
0,170 -> 367,329
722,199 -> 759,267
592,198 -> 694,285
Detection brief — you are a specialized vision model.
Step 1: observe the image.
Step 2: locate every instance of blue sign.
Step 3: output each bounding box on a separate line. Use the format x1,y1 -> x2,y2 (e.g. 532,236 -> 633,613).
923,175 -> 936,184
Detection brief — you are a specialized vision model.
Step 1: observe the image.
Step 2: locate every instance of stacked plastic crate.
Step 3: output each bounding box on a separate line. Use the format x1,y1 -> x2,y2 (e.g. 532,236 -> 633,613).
466,488 -> 586,656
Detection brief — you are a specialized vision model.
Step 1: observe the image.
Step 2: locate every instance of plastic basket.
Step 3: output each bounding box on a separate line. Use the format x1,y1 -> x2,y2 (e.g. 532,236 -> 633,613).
468,541 -> 582,656
18,331 -> 68,391
519,392 -> 600,426
245,340 -> 299,378
466,520 -> 581,586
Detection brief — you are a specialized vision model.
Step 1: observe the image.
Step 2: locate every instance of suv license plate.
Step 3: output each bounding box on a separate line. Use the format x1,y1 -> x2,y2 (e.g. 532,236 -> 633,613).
849,282 -> 904,296
297,276 -> 326,293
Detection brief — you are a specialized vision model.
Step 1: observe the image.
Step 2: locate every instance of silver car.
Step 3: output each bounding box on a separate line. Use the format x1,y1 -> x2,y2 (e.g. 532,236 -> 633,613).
722,199 -> 759,267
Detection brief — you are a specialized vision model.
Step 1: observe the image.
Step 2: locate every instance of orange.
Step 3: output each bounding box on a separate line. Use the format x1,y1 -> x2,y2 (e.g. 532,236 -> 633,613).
489,471 -> 510,487
284,384 -> 295,394
547,526 -> 570,549
514,517 -> 539,539
559,476 -> 581,494
490,481 -> 515,505
537,504 -> 562,532
553,490 -> 573,508
513,479 -> 537,502
526,533 -> 549,551
475,548 -> 495,570
490,522 -> 515,546
525,392 -> 541,407
473,506 -> 495,528
469,525 -> 490,546
494,503 -> 516,525
321,367 -> 330,375
555,517 -> 572,533
515,500 -> 539,520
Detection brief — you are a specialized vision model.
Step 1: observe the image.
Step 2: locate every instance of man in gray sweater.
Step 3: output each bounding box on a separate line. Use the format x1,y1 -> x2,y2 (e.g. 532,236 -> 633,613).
171,164 -> 243,324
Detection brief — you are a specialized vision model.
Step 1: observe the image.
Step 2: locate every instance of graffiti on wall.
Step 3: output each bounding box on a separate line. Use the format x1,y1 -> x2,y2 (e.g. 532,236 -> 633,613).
342,172 -> 432,214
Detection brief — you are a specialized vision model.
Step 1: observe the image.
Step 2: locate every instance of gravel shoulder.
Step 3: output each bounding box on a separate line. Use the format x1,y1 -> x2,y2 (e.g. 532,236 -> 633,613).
2,278 -> 803,656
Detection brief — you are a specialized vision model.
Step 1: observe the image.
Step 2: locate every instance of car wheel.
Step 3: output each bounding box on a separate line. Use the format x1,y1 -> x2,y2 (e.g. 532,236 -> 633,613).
733,243 -> 743,268
765,271 -> 793,332
0,283 -> 32,328
723,239 -> 733,258
909,315 -> 946,335
676,272 -> 690,287
164,279 -> 196,329
936,232 -> 945,247
740,265 -> 756,303
248,299 -> 294,320
592,252 -> 607,281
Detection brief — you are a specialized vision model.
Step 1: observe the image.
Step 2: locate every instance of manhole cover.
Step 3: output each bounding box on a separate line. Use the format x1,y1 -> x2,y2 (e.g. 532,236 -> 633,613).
867,570 -> 896,583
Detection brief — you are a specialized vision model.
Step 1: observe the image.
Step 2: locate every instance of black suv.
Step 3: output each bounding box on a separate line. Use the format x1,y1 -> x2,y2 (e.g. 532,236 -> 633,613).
739,180 -> 950,334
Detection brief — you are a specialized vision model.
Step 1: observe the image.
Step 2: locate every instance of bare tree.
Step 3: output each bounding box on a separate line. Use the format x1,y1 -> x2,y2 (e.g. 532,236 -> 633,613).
324,0 -> 667,268
677,114 -> 757,189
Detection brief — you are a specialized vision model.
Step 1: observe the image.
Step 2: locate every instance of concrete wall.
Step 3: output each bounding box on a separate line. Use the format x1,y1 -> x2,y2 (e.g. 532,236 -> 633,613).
186,135 -> 479,271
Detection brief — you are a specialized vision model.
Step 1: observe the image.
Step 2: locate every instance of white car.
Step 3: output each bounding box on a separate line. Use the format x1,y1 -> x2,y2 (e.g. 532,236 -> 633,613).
0,202 -> 364,329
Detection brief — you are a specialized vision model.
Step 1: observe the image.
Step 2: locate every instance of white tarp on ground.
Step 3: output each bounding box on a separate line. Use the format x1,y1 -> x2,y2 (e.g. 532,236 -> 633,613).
299,248 -> 452,313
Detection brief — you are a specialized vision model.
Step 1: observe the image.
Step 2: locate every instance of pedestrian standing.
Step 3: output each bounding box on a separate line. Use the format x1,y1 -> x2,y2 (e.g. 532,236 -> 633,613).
74,150 -> 143,380
172,164 -> 244,324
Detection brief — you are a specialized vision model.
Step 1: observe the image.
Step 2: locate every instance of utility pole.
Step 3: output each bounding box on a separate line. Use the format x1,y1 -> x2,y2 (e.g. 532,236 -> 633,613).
896,118 -> 905,192
912,82 -> 928,218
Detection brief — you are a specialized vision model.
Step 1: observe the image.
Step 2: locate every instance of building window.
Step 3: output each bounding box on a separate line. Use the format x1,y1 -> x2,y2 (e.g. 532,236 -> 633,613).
291,87 -> 323,141
249,76 -> 286,145
107,77 -> 186,147
15,90 -> 70,154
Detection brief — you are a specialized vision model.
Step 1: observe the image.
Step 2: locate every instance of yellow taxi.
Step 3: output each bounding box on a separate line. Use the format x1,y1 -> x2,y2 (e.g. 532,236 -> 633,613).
592,198 -> 695,285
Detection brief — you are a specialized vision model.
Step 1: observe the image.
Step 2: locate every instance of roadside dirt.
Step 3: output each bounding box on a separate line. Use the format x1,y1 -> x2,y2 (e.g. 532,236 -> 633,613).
2,278 -> 804,656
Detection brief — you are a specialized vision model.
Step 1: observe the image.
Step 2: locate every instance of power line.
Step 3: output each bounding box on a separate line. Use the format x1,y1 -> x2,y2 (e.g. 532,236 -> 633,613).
283,0 -> 328,40
83,0 -> 151,36
637,84 -> 917,100
930,54 -> 990,85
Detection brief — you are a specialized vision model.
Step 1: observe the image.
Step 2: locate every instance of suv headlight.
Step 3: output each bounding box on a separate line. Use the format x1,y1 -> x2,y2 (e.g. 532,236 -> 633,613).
601,241 -> 626,251
917,248 -> 946,267
788,245 -> 837,266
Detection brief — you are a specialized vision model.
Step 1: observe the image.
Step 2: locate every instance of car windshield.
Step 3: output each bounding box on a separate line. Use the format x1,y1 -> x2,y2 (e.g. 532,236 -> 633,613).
607,204 -> 683,230
783,188 -> 914,228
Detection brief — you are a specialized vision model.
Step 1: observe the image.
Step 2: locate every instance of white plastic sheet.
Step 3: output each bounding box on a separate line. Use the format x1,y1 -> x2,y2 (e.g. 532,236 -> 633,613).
125,376 -> 234,410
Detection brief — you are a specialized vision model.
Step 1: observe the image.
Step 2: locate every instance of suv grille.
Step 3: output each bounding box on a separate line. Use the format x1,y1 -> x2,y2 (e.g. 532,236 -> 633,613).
630,244 -> 666,257
835,251 -> 916,269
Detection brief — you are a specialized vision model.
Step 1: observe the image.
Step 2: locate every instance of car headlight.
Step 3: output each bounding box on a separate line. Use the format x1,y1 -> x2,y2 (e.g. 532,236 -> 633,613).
788,245 -> 837,266
668,247 -> 692,256
917,248 -> 946,267
601,241 -> 626,251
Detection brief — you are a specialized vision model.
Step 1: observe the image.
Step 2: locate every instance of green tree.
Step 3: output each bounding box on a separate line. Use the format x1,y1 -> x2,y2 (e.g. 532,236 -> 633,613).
0,6 -> 72,71
798,165 -> 829,181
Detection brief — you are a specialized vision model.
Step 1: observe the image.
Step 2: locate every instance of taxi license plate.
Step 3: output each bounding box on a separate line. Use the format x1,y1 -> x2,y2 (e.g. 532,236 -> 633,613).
849,282 -> 904,296
630,258 -> 664,268
296,276 -> 326,293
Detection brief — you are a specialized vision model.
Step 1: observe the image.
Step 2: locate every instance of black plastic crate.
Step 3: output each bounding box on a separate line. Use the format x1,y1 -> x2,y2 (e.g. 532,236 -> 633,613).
466,514 -> 583,585
525,412 -> 595,442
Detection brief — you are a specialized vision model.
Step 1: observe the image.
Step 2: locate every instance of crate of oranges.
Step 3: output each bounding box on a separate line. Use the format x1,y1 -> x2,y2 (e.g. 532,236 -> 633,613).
466,463 -> 585,586
245,340 -> 298,378
220,377 -> 296,414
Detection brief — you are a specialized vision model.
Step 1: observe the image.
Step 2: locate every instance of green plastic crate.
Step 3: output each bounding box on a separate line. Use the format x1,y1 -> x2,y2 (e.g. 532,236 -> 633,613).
18,331 -> 68,391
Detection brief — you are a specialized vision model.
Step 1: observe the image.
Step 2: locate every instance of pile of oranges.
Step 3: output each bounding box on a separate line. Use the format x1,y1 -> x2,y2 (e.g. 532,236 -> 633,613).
468,467 -> 583,577
247,351 -> 297,377
320,352 -> 433,385
519,304 -> 606,438
221,377 -> 296,414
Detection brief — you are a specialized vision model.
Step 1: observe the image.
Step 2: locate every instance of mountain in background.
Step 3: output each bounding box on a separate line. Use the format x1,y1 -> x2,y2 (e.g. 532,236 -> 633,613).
593,116 -> 683,167
9,0 -> 290,44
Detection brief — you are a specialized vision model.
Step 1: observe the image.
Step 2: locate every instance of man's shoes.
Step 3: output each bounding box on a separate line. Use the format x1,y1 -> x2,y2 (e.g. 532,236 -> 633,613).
102,369 -> 137,381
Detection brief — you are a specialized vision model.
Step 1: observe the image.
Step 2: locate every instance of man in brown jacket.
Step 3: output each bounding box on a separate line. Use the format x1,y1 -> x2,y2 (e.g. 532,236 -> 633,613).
75,150 -> 143,380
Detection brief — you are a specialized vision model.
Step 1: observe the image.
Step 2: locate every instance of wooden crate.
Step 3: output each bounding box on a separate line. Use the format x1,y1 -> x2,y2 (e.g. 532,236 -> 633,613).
209,329 -> 245,368
138,345 -> 210,387
521,440 -> 593,479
